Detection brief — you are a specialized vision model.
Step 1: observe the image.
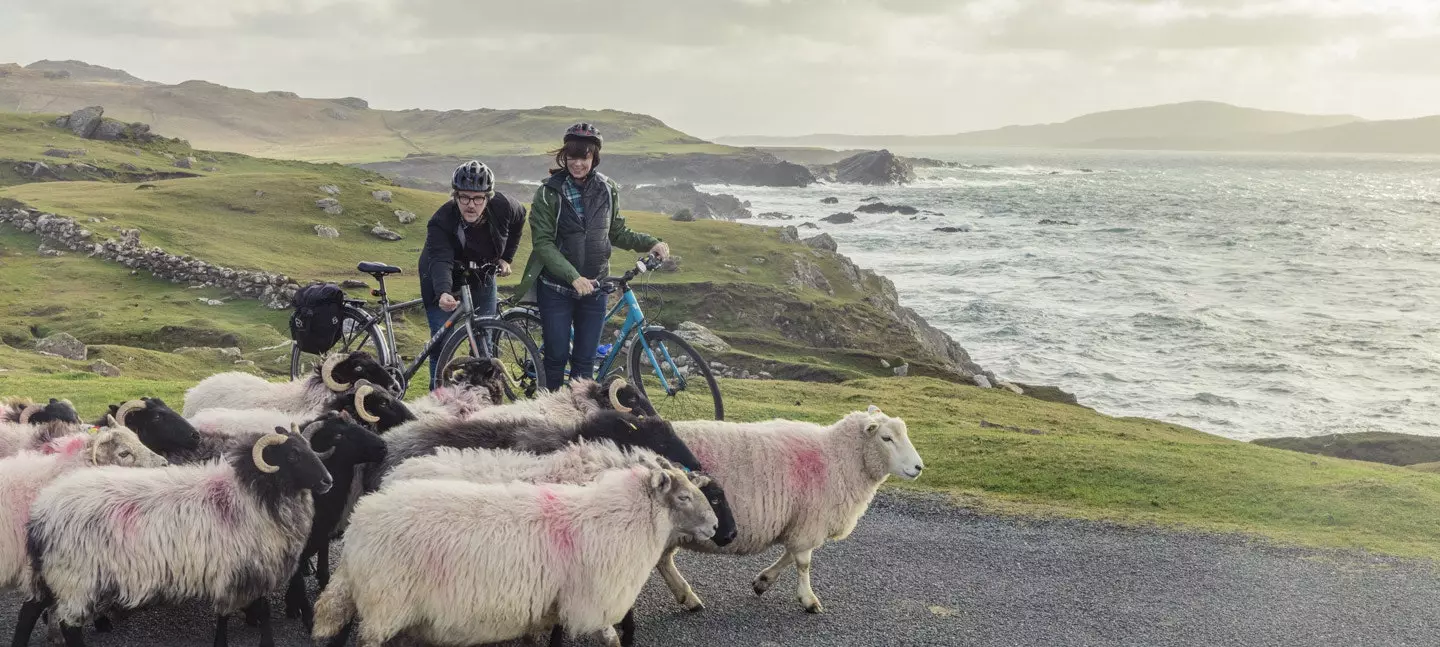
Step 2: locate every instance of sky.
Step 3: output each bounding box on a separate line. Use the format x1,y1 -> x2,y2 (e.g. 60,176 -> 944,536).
4,0 -> 1439,138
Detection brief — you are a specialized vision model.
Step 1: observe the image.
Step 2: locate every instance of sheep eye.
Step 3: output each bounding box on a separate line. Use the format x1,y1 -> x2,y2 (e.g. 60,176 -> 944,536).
119,450 -> 131,458
881,436 -> 894,443
677,494 -> 691,503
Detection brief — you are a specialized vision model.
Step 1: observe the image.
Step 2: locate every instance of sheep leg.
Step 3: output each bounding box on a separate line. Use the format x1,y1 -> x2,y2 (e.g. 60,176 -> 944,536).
12,596 -> 49,647
751,549 -> 796,596
655,546 -> 705,610
245,598 -> 275,647
618,608 -> 636,647
58,623 -> 84,647
793,548 -> 822,613
317,545 -> 331,588
213,613 -> 228,647
547,625 -> 565,647
284,570 -> 313,626
324,622 -> 355,647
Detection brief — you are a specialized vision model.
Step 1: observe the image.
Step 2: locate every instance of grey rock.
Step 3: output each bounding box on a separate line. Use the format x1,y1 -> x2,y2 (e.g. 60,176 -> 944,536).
218,347 -> 243,360
323,204 -> 343,215
777,225 -> 800,244
173,156 -> 195,169
670,209 -> 696,222
675,321 -> 731,354
196,298 -> 224,306
92,120 -> 127,141
254,190 -> 266,197
974,374 -> 994,388
799,222 -> 819,229
880,358 -> 891,368
319,184 -> 341,195
788,259 -> 833,295
998,381 -> 1025,395
820,197 -> 839,204
370,223 -> 403,241
821,212 -> 857,224
815,150 -> 916,185
371,190 -> 393,203
316,197 -> 340,209
803,233 -> 838,252
756,212 -> 793,220
36,332 -> 87,361
934,225 -> 971,233
314,225 -> 339,239
234,360 -> 257,368
624,183 -> 751,221
856,202 -> 918,215
341,279 -> 369,289
894,363 -> 910,377
43,148 -> 85,158
394,209 -> 417,224
65,106 -> 105,138
658,256 -> 681,272
87,359 -> 122,377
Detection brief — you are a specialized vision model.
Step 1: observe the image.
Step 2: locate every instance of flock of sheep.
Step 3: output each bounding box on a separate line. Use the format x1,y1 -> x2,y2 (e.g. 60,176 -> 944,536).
1,350 -> 925,647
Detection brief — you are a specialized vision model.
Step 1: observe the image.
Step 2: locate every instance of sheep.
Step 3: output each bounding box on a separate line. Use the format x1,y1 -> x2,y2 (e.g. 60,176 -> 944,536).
311,465 -> 718,647
0,420 -> 82,459
15,425 -> 335,647
92,397 -> 202,458
1,422 -> 168,594
1,397 -> 81,426
187,381 -> 413,439
180,350 -> 396,418
653,407 -> 925,614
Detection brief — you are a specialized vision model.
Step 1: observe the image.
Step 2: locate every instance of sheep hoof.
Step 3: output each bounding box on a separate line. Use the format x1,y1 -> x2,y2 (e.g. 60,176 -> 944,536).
684,597 -> 705,612
803,600 -> 824,614
94,615 -> 114,632
752,575 -> 774,596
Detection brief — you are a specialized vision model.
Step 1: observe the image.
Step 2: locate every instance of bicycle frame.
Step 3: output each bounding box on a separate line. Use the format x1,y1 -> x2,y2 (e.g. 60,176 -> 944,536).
356,274 -> 485,391
531,282 -> 685,395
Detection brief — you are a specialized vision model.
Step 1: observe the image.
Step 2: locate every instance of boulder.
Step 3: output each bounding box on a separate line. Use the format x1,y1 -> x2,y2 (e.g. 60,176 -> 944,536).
341,279 -> 369,289
319,184 -> 341,195
820,197 -> 839,204
798,222 -> 819,229
856,202 -> 918,215
92,120 -> 127,141
1039,219 -> 1079,226
174,156 -> 195,169
756,212 -> 793,220
671,209 -> 696,222
87,359 -> 122,377
894,363 -> 910,377
314,225 -> 339,239
371,190 -> 393,203
815,150 -> 916,185
934,226 -> 971,233
43,148 -> 85,158
624,183 -> 751,221
777,225 -> 800,244
36,332 -> 87,361
65,106 -> 105,139
323,204 -> 344,216
674,321 -> 731,354
802,233 -> 838,252
821,212 -> 856,224
371,223 -> 403,241
316,197 -> 341,210
394,209 -> 417,224
787,259 -> 833,295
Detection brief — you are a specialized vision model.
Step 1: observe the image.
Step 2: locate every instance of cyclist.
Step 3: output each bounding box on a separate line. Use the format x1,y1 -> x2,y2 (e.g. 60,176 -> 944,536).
418,160 -> 527,387
513,123 -> 670,390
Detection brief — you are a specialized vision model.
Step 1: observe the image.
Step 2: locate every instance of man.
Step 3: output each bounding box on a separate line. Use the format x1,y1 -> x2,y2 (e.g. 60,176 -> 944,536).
418,160 -> 526,387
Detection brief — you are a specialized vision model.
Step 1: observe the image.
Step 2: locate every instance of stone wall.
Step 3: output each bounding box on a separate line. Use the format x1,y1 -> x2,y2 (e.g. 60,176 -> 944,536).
0,207 -> 300,309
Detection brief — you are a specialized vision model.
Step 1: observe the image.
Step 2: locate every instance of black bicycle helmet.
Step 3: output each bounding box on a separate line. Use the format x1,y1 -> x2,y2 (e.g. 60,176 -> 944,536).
564,122 -> 602,148
451,160 -> 494,193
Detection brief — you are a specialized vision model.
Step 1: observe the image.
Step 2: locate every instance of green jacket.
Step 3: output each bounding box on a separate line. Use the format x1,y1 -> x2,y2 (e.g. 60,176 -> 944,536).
513,170 -> 660,302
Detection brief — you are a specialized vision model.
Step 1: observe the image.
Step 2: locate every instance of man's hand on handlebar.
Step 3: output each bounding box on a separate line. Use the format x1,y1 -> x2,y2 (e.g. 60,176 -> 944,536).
572,276 -> 597,296
438,293 -> 458,312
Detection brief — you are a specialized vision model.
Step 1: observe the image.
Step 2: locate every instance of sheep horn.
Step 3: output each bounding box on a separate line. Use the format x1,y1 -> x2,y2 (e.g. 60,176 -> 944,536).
608,380 -> 631,413
353,384 -> 380,424
492,358 -> 519,393
105,414 -> 120,428
252,433 -> 290,473
113,400 -> 146,427
91,434 -> 102,466
321,354 -> 350,392
316,445 -> 337,461
17,404 -> 42,425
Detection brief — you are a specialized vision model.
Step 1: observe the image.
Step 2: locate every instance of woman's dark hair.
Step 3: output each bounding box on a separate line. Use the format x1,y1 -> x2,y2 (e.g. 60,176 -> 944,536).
549,139 -> 601,174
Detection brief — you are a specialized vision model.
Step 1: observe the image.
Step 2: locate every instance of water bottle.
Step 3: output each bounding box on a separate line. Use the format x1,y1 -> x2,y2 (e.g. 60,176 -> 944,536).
595,343 -> 612,361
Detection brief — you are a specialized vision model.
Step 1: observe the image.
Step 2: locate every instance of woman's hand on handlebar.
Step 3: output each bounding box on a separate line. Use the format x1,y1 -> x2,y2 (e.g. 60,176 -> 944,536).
572,276 -> 597,296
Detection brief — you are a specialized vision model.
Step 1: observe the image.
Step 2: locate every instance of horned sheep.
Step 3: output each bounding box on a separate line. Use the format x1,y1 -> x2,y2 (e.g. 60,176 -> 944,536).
311,466 -> 718,647
14,426 -> 335,647
180,350 -> 396,418
655,407 -> 924,614
1,397 -> 81,426
92,397 -> 202,458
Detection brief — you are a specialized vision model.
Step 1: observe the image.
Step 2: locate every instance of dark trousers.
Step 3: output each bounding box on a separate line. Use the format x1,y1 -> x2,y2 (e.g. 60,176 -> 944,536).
536,280 -> 607,390
424,277 -> 497,389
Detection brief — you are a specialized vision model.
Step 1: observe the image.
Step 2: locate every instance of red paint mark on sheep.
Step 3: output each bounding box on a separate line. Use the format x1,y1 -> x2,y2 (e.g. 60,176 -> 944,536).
538,487 -> 576,561
43,435 -> 86,457
786,438 -> 828,495
204,475 -> 238,526
111,500 -> 141,540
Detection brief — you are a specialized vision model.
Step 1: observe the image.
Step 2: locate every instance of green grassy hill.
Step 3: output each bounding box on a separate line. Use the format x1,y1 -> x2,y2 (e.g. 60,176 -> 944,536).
3,110 -> 1440,561
0,62 -> 737,162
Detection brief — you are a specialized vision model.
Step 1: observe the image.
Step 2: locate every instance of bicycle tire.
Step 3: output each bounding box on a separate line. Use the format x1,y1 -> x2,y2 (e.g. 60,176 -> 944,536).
434,317 -> 547,400
500,308 -> 547,397
290,306 -> 393,385
626,328 -> 724,421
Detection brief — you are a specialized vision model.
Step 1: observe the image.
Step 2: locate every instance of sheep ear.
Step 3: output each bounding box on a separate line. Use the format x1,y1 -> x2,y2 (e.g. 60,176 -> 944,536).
649,469 -> 673,492
690,474 -> 712,488
865,420 -> 881,436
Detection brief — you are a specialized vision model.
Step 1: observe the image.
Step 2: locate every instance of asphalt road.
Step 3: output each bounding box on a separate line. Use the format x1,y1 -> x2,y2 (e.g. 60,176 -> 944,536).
6,491 -> 1438,646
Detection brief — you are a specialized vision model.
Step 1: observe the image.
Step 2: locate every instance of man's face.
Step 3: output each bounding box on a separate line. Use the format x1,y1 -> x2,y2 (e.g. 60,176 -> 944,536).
456,191 -> 488,222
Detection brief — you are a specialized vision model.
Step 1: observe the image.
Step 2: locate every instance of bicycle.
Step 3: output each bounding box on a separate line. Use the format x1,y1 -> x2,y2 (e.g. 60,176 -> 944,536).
290,260 -> 545,400
501,254 -> 724,420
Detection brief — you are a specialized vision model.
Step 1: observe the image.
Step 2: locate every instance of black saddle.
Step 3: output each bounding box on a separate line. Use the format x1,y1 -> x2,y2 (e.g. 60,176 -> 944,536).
357,261 -> 401,276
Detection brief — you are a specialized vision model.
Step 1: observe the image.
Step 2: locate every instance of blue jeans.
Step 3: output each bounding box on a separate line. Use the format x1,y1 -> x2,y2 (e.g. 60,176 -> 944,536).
425,277 -> 497,389
537,280 -> 607,390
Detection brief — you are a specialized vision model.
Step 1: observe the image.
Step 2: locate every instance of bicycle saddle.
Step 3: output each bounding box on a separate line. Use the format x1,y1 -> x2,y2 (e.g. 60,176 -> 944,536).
357,261 -> 401,275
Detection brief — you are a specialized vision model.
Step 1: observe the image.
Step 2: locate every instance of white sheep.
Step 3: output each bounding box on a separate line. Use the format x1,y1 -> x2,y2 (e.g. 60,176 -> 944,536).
0,420 -> 83,459
381,438 -> 667,489
311,466 -> 717,647
180,351 -> 396,417
15,426 -> 335,647
0,423 -> 168,593
655,407 -> 924,614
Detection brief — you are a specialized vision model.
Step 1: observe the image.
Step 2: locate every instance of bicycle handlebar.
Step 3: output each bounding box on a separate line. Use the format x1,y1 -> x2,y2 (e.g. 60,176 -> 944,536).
597,254 -> 663,293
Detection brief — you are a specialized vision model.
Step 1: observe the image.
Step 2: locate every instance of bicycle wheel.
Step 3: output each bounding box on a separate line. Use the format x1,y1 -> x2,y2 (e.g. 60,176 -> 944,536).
290,306 -> 395,386
499,307 -> 546,398
434,317 -> 546,400
626,328 -> 723,421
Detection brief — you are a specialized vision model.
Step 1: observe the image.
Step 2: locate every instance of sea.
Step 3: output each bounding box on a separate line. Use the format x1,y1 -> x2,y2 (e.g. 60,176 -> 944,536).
700,149 -> 1440,441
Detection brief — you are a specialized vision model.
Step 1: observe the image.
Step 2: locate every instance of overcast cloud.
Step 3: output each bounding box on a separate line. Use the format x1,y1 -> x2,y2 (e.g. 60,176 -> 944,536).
3,0 -> 1437,137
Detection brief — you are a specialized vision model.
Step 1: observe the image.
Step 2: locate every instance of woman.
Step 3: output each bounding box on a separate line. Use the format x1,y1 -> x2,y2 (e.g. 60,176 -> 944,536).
514,123 -> 669,390
418,160 -> 527,387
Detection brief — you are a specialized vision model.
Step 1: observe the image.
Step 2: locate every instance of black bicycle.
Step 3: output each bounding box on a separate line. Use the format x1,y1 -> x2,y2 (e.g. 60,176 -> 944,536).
289,260 -> 545,399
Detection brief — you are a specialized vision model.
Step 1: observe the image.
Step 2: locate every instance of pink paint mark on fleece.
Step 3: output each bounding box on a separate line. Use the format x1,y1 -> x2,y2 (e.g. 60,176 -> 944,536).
538,487 -> 576,560
204,475 -> 239,527
41,434 -> 87,457
785,437 -> 828,495
110,500 -> 141,540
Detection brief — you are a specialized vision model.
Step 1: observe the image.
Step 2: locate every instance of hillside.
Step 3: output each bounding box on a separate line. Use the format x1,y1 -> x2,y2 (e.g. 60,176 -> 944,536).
3,111 -> 1440,559
0,61 -> 738,162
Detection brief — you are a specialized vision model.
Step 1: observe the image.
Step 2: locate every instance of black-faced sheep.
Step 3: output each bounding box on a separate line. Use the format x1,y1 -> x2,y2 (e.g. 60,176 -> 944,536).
180,350 -> 397,418
15,426 -> 334,647
656,407 -> 924,614
311,466 -> 717,647
1,397 -> 81,426
93,397 -> 201,458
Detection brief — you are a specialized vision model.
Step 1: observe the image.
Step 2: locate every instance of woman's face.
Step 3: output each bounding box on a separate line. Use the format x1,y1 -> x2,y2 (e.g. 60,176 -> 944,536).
566,152 -> 593,179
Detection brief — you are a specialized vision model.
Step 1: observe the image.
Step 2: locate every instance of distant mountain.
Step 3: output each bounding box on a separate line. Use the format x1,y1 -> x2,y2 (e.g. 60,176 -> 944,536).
715,102 -> 1440,154
0,60 -> 738,163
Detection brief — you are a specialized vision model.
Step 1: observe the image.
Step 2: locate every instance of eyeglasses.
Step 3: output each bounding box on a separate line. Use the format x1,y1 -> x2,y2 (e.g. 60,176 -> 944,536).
455,194 -> 490,206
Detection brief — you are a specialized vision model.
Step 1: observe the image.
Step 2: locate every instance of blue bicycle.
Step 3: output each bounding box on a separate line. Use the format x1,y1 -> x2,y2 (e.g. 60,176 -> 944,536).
501,254 -> 724,421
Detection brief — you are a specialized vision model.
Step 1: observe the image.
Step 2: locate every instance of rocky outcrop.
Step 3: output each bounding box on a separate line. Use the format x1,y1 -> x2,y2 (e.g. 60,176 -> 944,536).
314,225 -> 339,238
395,209 -> 417,224
36,332 -> 87,361
0,207 -> 300,309
370,223 -> 403,241
52,106 -> 158,143
674,321 -> 731,354
62,106 -> 105,138
622,183 -> 752,220
820,197 -> 839,204
756,212 -> 793,220
802,233 -> 837,252
821,212 -> 856,224
371,190 -> 392,203
813,150 -> 916,185
856,202 -> 918,215
934,226 -> 971,233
